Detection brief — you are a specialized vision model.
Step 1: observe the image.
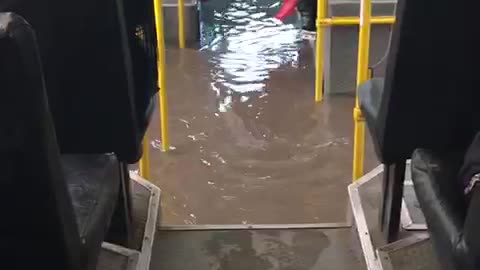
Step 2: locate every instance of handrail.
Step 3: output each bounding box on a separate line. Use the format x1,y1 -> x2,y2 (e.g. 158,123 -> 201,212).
319,16 -> 394,25
140,0 -> 170,179
315,0 -> 395,182
140,136 -> 151,178
154,0 -> 170,153
314,1 -> 395,103
352,0 -> 372,182
178,0 -> 186,48
315,0 -> 327,102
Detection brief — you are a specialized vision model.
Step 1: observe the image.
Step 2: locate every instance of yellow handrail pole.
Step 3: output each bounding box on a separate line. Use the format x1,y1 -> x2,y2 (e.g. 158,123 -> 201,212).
320,16 -> 394,25
139,136 -> 150,179
315,0 -> 327,102
177,0 -> 186,48
352,0 -> 371,181
154,0 -> 170,151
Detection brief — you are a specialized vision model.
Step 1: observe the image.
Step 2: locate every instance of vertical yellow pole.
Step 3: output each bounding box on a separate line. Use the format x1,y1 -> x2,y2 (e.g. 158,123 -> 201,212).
352,0 -> 371,181
139,136 -> 150,179
178,0 -> 186,48
315,0 -> 326,102
154,0 -> 170,151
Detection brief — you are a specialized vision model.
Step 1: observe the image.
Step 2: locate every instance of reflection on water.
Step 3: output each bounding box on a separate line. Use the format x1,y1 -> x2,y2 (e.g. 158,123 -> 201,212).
203,0 -> 301,97
146,0 -> 374,225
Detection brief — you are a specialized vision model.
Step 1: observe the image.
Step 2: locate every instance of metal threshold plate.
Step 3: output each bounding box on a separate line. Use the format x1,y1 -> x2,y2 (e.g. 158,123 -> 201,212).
97,174 -> 161,270
349,165 -> 437,270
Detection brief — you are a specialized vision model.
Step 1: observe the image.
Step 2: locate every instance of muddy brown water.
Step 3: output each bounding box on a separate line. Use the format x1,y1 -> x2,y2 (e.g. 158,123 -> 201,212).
142,0 -> 378,225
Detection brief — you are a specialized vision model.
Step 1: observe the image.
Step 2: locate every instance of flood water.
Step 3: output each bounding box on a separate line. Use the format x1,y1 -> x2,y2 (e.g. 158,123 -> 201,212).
144,0 -> 378,225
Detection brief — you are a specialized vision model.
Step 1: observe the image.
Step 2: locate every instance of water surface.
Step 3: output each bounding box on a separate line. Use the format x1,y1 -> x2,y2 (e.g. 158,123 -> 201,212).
145,0 -> 378,225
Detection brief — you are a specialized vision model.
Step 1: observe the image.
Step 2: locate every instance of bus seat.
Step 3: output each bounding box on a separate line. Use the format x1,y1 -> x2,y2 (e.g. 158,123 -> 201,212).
123,0 -> 159,131
1,0 -> 158,163
410,149 -> 477,270
0,13 -> 128,270
357,0 -> 479,243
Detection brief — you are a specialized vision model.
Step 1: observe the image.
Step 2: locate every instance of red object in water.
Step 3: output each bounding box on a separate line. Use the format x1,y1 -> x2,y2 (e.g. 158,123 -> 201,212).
274,0 -> 300,20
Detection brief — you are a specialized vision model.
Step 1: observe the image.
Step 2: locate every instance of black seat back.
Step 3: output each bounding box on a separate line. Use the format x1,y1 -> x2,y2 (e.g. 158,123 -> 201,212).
0,13 -> 81,270
371,0 -> 480,163
123,0 -> 158,130
1,0 -> 158,163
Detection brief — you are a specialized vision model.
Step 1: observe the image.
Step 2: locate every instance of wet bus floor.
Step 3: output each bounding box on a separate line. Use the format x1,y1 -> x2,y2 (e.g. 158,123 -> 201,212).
143,0 -> 379,225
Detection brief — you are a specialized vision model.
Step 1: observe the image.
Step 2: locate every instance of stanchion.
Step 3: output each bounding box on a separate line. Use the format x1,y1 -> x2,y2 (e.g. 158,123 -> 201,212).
177,0 -> 186,48
139,136 -> 150,179
352,0 -> 371,181
154,0 -> 170,152
315,0 -> 326,102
